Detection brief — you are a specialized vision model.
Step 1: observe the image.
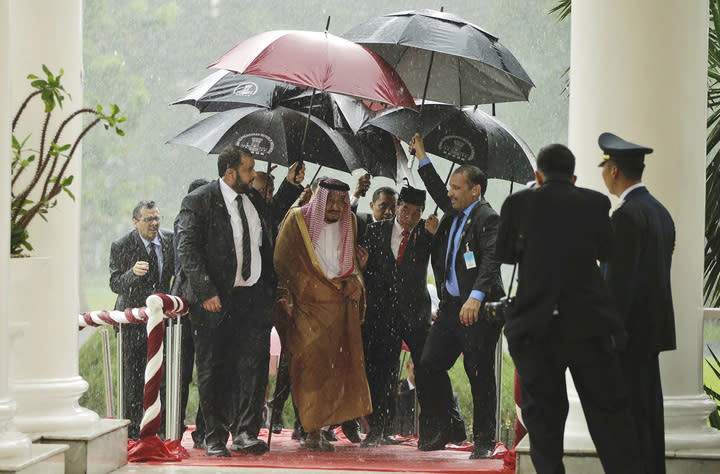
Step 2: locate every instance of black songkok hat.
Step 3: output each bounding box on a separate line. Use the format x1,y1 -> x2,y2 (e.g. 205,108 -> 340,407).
399,185 -> 426,207
598,132 -> 653,167
318,179 -> 350,192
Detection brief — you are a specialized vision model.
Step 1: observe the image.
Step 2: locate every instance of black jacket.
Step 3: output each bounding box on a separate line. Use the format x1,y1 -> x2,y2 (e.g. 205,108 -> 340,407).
110,228 -> 174,310
360,218 -> 433,324
418,162 -> 505,303
174,178 -> 301,327
496,180 -> 624,343
607,186 -> 676,354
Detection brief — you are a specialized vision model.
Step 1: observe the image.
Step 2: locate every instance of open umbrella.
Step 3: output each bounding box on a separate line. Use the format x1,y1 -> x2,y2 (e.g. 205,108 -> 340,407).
170,69 -> 304,112
167,106 -> 364,174
209,30 -> 416,110
343,9 -> 534,106
366,103 -> 535,183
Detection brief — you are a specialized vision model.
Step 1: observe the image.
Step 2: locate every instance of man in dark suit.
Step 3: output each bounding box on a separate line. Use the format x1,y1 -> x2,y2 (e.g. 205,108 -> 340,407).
354,186 -> 398,237
410,134 -> 505,459
599,132 -> 676,474
359,185 -> 439,447
497,143 -> 639,474
175,146 -> 303,457
110,200 -> 174,440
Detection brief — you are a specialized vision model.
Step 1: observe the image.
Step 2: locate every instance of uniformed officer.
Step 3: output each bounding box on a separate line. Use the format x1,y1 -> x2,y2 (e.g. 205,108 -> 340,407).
599,132 -> 676,474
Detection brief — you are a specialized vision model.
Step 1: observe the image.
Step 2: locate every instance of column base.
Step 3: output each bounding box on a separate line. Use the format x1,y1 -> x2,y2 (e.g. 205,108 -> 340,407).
11,376 -> 99,433
665,394 -> 720,452
38,418 -> 128,474
0,443 -> 67,474
0,398 -> 30,459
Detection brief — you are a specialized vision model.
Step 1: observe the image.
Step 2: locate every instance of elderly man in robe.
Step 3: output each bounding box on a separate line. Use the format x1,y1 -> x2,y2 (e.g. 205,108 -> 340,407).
273,178 -> 371,452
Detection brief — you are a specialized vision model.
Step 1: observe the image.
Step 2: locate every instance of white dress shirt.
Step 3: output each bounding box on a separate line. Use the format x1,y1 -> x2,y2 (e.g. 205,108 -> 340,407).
219,178 -> 262,286
390,217 -> 406,260
619,182 -> 645,202
315,221 -> 342,279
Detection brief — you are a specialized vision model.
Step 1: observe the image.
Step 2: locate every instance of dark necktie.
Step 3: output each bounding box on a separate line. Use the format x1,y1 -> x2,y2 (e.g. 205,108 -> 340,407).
146,242 -> 159,288
236,194 -> 252,280
397,230 -> 410,265
445,215 -> 462,273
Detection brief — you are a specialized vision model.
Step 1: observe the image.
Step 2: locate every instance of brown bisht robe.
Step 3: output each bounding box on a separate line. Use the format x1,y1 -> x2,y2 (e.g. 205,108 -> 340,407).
273,208 -> 372,431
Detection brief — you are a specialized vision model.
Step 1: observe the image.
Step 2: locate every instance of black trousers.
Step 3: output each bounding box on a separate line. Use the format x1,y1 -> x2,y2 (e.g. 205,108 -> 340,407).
620,351 -> 665,474
420,296 -> 501,446
178,316 -> 195,437
192,284 -> 272,447
362,310 -> 431,434
509,333 -> 640,474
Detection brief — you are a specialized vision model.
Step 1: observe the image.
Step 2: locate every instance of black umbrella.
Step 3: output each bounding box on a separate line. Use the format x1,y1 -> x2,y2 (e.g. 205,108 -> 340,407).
366,103 -> 535,183
343,9 -> 534,106
167,106 -> 365,174
170,69 -> 305,112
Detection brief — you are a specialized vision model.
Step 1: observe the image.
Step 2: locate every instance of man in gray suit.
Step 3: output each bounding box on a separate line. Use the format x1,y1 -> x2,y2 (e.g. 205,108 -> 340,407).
110,200 -> 174,439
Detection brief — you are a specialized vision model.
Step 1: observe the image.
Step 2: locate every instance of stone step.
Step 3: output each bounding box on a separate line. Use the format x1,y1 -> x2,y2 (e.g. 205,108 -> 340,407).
0,443 -> 67,474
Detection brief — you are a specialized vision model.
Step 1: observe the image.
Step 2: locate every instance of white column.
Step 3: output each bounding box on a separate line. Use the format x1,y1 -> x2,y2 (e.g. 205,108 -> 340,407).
0,0 -> 31,457
8,0 -> 98,432
568,0 -> 719,452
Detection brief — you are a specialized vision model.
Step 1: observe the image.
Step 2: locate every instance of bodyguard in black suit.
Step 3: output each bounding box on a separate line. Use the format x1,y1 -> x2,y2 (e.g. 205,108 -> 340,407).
109,200 -> 174,440
599,132 -> 676,474
175,146 -> 303,457
497,144 -> 639,474
411,134 -> 505,459
359,185 -> 438,447
353,186 -> 397,238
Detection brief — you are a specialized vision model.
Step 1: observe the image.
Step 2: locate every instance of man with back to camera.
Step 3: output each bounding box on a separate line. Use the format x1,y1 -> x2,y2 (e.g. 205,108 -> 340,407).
496,143 -> 639,474
410,134 -> 505,459
175,145 -> 303,457
599,132 -> 676,473
110,200 -> 174,440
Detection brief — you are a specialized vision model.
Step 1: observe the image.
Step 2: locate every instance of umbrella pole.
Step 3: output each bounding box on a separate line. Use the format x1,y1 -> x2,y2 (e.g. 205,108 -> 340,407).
432,162 -> 455,215
299,88 -> 317,160
263,159 -> 271,202
309,165 -> 323,185
418,5 -> 442,115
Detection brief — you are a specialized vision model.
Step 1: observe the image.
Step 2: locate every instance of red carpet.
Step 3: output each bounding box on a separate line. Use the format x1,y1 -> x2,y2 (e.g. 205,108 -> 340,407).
133,427 -> 515,473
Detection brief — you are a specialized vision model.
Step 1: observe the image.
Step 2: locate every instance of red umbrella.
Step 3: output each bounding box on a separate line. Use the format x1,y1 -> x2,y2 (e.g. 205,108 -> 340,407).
209,30 -> 417,111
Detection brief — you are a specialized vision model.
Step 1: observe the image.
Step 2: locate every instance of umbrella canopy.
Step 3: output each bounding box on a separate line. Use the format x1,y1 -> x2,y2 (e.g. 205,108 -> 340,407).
367,104 -> 535,183
167,106 -> 365,174
170,69 -> 304,112
290,90 -> 375,134
343,9 -> 534,106
208,30 -> 418,110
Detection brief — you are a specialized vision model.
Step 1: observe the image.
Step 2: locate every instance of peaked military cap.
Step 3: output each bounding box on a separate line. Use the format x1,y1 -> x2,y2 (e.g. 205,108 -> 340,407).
597,132 -> 653,167
399,185 -> 426,207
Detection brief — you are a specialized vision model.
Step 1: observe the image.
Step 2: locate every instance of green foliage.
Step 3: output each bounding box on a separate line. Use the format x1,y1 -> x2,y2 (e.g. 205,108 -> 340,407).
10,65 -> 126,255
706,0 -> 720,307
548,0 -> 571,22
704,344 -> 720,428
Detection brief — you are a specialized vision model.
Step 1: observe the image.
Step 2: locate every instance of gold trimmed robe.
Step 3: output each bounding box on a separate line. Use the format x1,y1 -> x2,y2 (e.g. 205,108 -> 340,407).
272,208 -> 372,431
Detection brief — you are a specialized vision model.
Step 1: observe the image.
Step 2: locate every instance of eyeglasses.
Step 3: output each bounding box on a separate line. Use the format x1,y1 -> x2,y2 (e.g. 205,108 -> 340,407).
140,216 -> 161,223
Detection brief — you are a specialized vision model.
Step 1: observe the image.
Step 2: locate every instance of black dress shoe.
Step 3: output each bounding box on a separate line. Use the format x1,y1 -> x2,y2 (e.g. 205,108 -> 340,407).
418,430 -> 449,451
323,429 -> 338,441
447,418 -> 467,445
360,429 -> 382,448
469,444 -> 494,459
291,425 -> 304,440
380,435 -> 403,445
205,443 -> 231,457
270,409 -> 285,434
341,420 -> 362,444
230,432 -> 269,455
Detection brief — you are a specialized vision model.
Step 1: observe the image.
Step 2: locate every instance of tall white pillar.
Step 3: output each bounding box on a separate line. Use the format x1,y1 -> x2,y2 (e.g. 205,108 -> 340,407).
0,0 -> 31,457
8,0 -> 98,432
568,0 -> 719,452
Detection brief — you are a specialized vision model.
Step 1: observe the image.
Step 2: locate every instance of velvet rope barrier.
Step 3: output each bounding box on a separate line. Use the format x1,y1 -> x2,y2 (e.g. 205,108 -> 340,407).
78,294 -> 190,462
